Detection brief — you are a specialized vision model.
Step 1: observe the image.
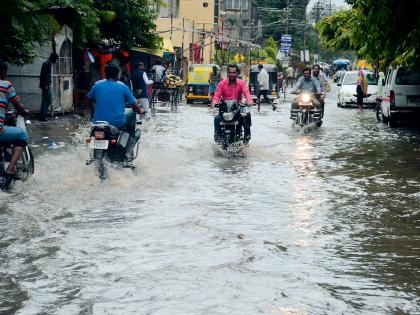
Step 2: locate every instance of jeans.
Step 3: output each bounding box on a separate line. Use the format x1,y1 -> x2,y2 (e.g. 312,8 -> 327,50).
0,126 -> 28,144
124,108 -> 136,137
40,87 -> 51,119
214,113 -> 251,141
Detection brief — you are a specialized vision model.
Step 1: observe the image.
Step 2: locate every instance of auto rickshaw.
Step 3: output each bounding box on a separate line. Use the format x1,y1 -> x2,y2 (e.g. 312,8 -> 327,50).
248,64 -> 279,102
186,64 -> 219,104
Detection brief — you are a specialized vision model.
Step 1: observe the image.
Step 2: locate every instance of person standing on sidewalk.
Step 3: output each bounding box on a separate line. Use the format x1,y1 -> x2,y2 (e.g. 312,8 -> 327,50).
39,52 -> 58,121
132,62 -> 154,120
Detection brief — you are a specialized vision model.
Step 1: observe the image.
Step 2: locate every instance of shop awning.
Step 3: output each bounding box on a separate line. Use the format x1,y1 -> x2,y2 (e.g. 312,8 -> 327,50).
130,38 -> 175,58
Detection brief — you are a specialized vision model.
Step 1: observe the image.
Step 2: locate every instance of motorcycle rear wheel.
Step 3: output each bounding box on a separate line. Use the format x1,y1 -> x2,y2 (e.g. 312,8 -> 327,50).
93,149 -> 107,181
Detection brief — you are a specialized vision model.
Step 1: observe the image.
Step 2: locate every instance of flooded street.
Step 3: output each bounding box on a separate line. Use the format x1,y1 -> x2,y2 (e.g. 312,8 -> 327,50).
1,84 -> 419,314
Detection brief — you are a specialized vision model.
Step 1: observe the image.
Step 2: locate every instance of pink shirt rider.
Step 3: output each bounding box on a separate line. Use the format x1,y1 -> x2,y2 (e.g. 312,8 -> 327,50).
211,78 -> 252,106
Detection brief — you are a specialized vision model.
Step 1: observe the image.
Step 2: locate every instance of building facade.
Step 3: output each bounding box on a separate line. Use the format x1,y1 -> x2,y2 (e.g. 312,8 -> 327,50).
152,0 -> 216,78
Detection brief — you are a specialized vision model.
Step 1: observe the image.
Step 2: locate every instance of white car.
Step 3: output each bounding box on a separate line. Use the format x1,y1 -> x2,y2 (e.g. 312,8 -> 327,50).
381,66 -> 420,127
337,70 -> 378,108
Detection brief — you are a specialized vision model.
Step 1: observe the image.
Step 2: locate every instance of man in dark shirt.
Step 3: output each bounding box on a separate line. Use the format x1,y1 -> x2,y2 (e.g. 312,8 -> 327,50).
132,62 -> 153,120
39,52 -> 58,121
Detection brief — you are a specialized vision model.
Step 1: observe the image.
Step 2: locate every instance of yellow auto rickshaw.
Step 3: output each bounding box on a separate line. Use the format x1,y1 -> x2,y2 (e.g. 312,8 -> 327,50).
186,64 -> 219,104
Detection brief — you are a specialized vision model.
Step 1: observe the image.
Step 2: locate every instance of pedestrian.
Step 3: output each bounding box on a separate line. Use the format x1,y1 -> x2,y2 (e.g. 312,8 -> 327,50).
356,68 -> 367,112
286,65 -> 294,88
377,71 -> 385,98
132,62 -> 154,120
208,65 -> 221,102
277,72 -> 285,93
39,52 -> 59,121
152,59 -> 166,84
257,64 -> 276,111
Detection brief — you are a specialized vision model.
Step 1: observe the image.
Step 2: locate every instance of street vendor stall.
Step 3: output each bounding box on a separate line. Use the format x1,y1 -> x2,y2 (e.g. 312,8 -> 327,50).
130,39 -> 184,111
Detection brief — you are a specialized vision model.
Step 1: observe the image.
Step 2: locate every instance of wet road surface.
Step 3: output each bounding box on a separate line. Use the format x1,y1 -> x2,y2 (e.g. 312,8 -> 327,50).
1,84 -> 419,314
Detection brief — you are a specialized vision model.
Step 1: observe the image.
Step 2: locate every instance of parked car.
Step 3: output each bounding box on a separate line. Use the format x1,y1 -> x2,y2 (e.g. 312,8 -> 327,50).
381,66 -> 420,127
337,70 -> 378,108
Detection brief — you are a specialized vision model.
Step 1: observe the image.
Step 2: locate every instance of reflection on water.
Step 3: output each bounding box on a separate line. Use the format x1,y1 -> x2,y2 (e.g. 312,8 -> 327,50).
0,92 -> 419,314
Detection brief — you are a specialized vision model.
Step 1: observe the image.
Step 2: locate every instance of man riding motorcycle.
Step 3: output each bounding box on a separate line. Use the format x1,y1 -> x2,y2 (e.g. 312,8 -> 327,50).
0,61 -> 29,183
291,67 -> 322,111
211,64 -> 253,144
87,62 -> 143,138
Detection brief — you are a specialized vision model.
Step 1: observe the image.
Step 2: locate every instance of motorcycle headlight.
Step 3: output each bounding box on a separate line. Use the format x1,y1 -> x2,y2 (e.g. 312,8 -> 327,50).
223,112 -> 235,121
301,93 -> 311,102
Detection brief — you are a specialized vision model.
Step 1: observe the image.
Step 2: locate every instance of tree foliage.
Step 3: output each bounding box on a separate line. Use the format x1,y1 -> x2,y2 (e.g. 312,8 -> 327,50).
316,0 -> 420,68
251,37 -> 278,64
1,0 -> 161,65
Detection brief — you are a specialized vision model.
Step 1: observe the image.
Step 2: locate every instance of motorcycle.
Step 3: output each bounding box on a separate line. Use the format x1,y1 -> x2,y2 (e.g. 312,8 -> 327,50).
215,100 -> 250,150
290,91 -> 323,127
0,110 -> 34,190
86,120 -> 141,181
374,97 -> 383,122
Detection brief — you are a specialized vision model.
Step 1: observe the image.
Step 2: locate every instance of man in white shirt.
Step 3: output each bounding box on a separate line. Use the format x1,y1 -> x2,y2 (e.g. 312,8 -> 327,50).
257,64 -> 276,111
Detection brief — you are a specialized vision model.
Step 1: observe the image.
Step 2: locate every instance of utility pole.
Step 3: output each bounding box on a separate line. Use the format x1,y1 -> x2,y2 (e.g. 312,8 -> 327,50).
170,0 -> 173,41
312,1 -> 324,23
181,18 -> 185,79
285,0 -> 290,35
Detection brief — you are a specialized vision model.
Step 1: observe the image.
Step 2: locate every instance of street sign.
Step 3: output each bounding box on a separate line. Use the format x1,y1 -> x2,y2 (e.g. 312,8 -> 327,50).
280,34 -> 292,53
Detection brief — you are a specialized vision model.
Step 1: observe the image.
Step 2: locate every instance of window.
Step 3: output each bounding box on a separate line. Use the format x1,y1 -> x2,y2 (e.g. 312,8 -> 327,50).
225,0 -> 248,10
396,67 -> 420,85
159,0 -> 179,18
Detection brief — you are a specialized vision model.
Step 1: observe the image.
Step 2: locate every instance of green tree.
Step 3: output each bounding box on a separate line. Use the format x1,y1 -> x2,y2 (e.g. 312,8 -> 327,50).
0,0 -> 61,65
251,37 -> 278,64
93,0 -> 161,50
0,0 -> 161,65
316,0 -> 420,68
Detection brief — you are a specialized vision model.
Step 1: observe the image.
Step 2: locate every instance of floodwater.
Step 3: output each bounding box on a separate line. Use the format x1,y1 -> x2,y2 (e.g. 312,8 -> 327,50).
1,84 -> 419,314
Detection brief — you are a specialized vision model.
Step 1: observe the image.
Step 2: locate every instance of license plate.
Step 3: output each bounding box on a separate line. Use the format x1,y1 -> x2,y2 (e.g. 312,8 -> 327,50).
90,139 -> 109,149
221,121 -> 238,126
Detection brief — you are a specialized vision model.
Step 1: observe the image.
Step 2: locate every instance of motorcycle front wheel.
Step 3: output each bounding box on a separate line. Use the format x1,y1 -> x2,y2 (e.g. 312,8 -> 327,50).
18,147 -> 34,181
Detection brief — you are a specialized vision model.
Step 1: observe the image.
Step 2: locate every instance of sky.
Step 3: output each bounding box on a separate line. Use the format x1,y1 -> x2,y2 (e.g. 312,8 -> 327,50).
306,0 -> 350,14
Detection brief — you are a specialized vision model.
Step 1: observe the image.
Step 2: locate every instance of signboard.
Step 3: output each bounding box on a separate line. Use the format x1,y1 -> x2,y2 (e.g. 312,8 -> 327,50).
280,34 -> 292,53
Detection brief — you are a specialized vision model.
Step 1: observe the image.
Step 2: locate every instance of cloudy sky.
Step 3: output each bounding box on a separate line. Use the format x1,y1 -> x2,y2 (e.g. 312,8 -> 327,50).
307,0 -> 350,13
